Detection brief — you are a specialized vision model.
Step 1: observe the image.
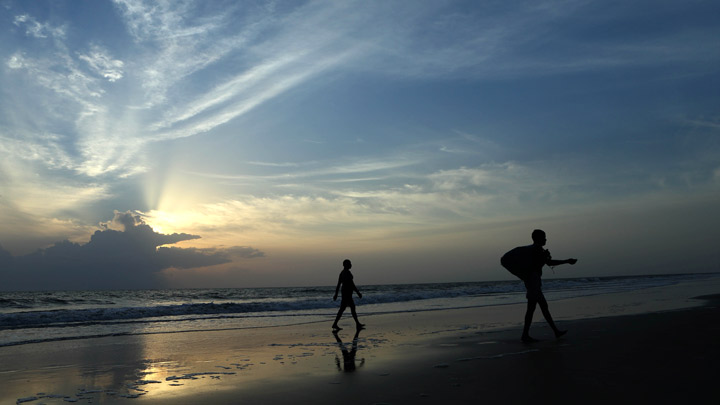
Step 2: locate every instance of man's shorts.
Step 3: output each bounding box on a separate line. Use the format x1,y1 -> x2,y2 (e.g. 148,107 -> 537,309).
523,276 -> 545,301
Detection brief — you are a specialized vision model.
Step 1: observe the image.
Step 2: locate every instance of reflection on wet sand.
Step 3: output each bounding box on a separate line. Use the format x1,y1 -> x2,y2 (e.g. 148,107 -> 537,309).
333,328 -> 365,372
3,324 -> 384,403
2,333 -> 247,403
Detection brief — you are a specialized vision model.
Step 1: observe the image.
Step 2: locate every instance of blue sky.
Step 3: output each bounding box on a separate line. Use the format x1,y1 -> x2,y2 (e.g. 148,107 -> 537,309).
1,0 -> 718,290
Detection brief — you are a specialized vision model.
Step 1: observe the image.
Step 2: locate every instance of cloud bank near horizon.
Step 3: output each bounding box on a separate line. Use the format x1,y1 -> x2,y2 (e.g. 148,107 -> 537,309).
0,211 -> 264,290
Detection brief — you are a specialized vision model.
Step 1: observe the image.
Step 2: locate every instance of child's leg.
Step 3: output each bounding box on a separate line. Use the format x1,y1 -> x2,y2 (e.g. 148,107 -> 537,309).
349,301 -> 362,327
332,303 -> 347,329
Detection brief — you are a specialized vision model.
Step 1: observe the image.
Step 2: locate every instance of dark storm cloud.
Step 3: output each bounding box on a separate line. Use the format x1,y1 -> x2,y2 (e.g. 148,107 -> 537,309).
99,210 -> 202,249
0,212 -> 264,291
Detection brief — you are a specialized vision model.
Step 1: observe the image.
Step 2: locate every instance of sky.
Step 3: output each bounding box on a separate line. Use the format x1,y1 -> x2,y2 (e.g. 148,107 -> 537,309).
0,0 -> 719,291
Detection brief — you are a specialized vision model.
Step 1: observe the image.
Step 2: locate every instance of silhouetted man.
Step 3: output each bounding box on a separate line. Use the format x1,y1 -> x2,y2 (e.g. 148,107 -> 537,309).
502,229 -> 577,342
332,259 -> 364,330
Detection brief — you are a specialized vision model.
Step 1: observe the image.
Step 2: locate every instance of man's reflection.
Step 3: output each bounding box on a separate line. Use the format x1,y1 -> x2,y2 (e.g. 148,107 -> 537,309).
332,328 -> 364,372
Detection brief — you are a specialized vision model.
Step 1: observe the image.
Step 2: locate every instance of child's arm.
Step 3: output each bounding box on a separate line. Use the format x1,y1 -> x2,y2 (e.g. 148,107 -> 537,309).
333,276 -> 342,301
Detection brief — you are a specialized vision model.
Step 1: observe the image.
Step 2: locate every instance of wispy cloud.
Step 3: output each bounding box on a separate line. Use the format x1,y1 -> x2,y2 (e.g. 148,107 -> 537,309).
685,118 -> 720,130
145,160 -> 579,245
0,131 -> 75,171
185,156 -> 420,184
357,0 -> 720,79
246,161 -> 301,168
113,0 -> 244,107
0,157 -> 111,216
13,14 -> 66,39
151,50 -> 355,141
6,51 -> 104,102
78,45 -> 125,82
137,1 -> 370,140
6,0 -> 718,184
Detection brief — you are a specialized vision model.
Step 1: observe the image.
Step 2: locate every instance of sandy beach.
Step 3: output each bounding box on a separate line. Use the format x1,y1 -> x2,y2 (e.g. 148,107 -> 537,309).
1,276 -> 719,404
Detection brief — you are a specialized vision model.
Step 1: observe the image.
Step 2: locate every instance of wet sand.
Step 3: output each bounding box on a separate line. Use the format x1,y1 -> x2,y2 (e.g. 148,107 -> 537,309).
1,277 -> 718,404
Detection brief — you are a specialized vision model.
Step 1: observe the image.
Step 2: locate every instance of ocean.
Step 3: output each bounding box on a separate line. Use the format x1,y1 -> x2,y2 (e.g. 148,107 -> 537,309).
1,273 -> 717,348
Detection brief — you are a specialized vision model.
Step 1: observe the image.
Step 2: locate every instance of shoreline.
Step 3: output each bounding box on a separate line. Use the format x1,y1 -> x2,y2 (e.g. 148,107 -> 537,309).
1,279 -> 718,404
2,272 -> 716,349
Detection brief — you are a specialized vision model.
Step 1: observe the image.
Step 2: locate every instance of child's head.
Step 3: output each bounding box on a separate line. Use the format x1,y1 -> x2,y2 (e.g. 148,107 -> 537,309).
343,259 -> 352,269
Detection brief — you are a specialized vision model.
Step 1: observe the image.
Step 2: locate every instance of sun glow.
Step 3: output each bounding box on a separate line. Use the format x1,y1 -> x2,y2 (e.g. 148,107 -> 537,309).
143,209 -> 210,242
141,157 -> 229,243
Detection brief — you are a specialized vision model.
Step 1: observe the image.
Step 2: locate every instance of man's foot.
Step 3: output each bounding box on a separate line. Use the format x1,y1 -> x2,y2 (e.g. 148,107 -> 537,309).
332,325 -> 342,331
555,330 -> 567,338
356,323 -> 365,329
521,335 -> 539,343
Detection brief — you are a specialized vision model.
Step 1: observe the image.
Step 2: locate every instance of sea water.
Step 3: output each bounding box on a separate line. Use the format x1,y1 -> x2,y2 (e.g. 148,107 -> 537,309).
1,273 -> 717,347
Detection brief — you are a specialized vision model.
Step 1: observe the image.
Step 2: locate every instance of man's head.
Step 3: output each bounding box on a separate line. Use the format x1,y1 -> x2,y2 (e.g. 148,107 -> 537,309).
343,259 -> 352,269
531,229 -> 547,246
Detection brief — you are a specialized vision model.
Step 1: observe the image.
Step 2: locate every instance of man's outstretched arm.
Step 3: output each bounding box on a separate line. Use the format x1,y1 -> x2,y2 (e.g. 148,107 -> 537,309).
548,258 -> 577,266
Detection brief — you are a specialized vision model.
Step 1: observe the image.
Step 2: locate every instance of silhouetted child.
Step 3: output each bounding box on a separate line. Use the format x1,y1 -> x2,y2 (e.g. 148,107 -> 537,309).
332,259 -> 364,330
504,229 -> 577,342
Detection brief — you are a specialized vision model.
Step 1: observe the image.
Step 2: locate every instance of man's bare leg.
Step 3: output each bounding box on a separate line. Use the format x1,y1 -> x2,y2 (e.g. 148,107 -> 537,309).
538,298 -> 566,338
522,300 -> 538,342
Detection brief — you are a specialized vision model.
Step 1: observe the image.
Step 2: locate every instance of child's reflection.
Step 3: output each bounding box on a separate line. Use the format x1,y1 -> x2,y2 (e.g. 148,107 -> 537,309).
332,328 -> 365,372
